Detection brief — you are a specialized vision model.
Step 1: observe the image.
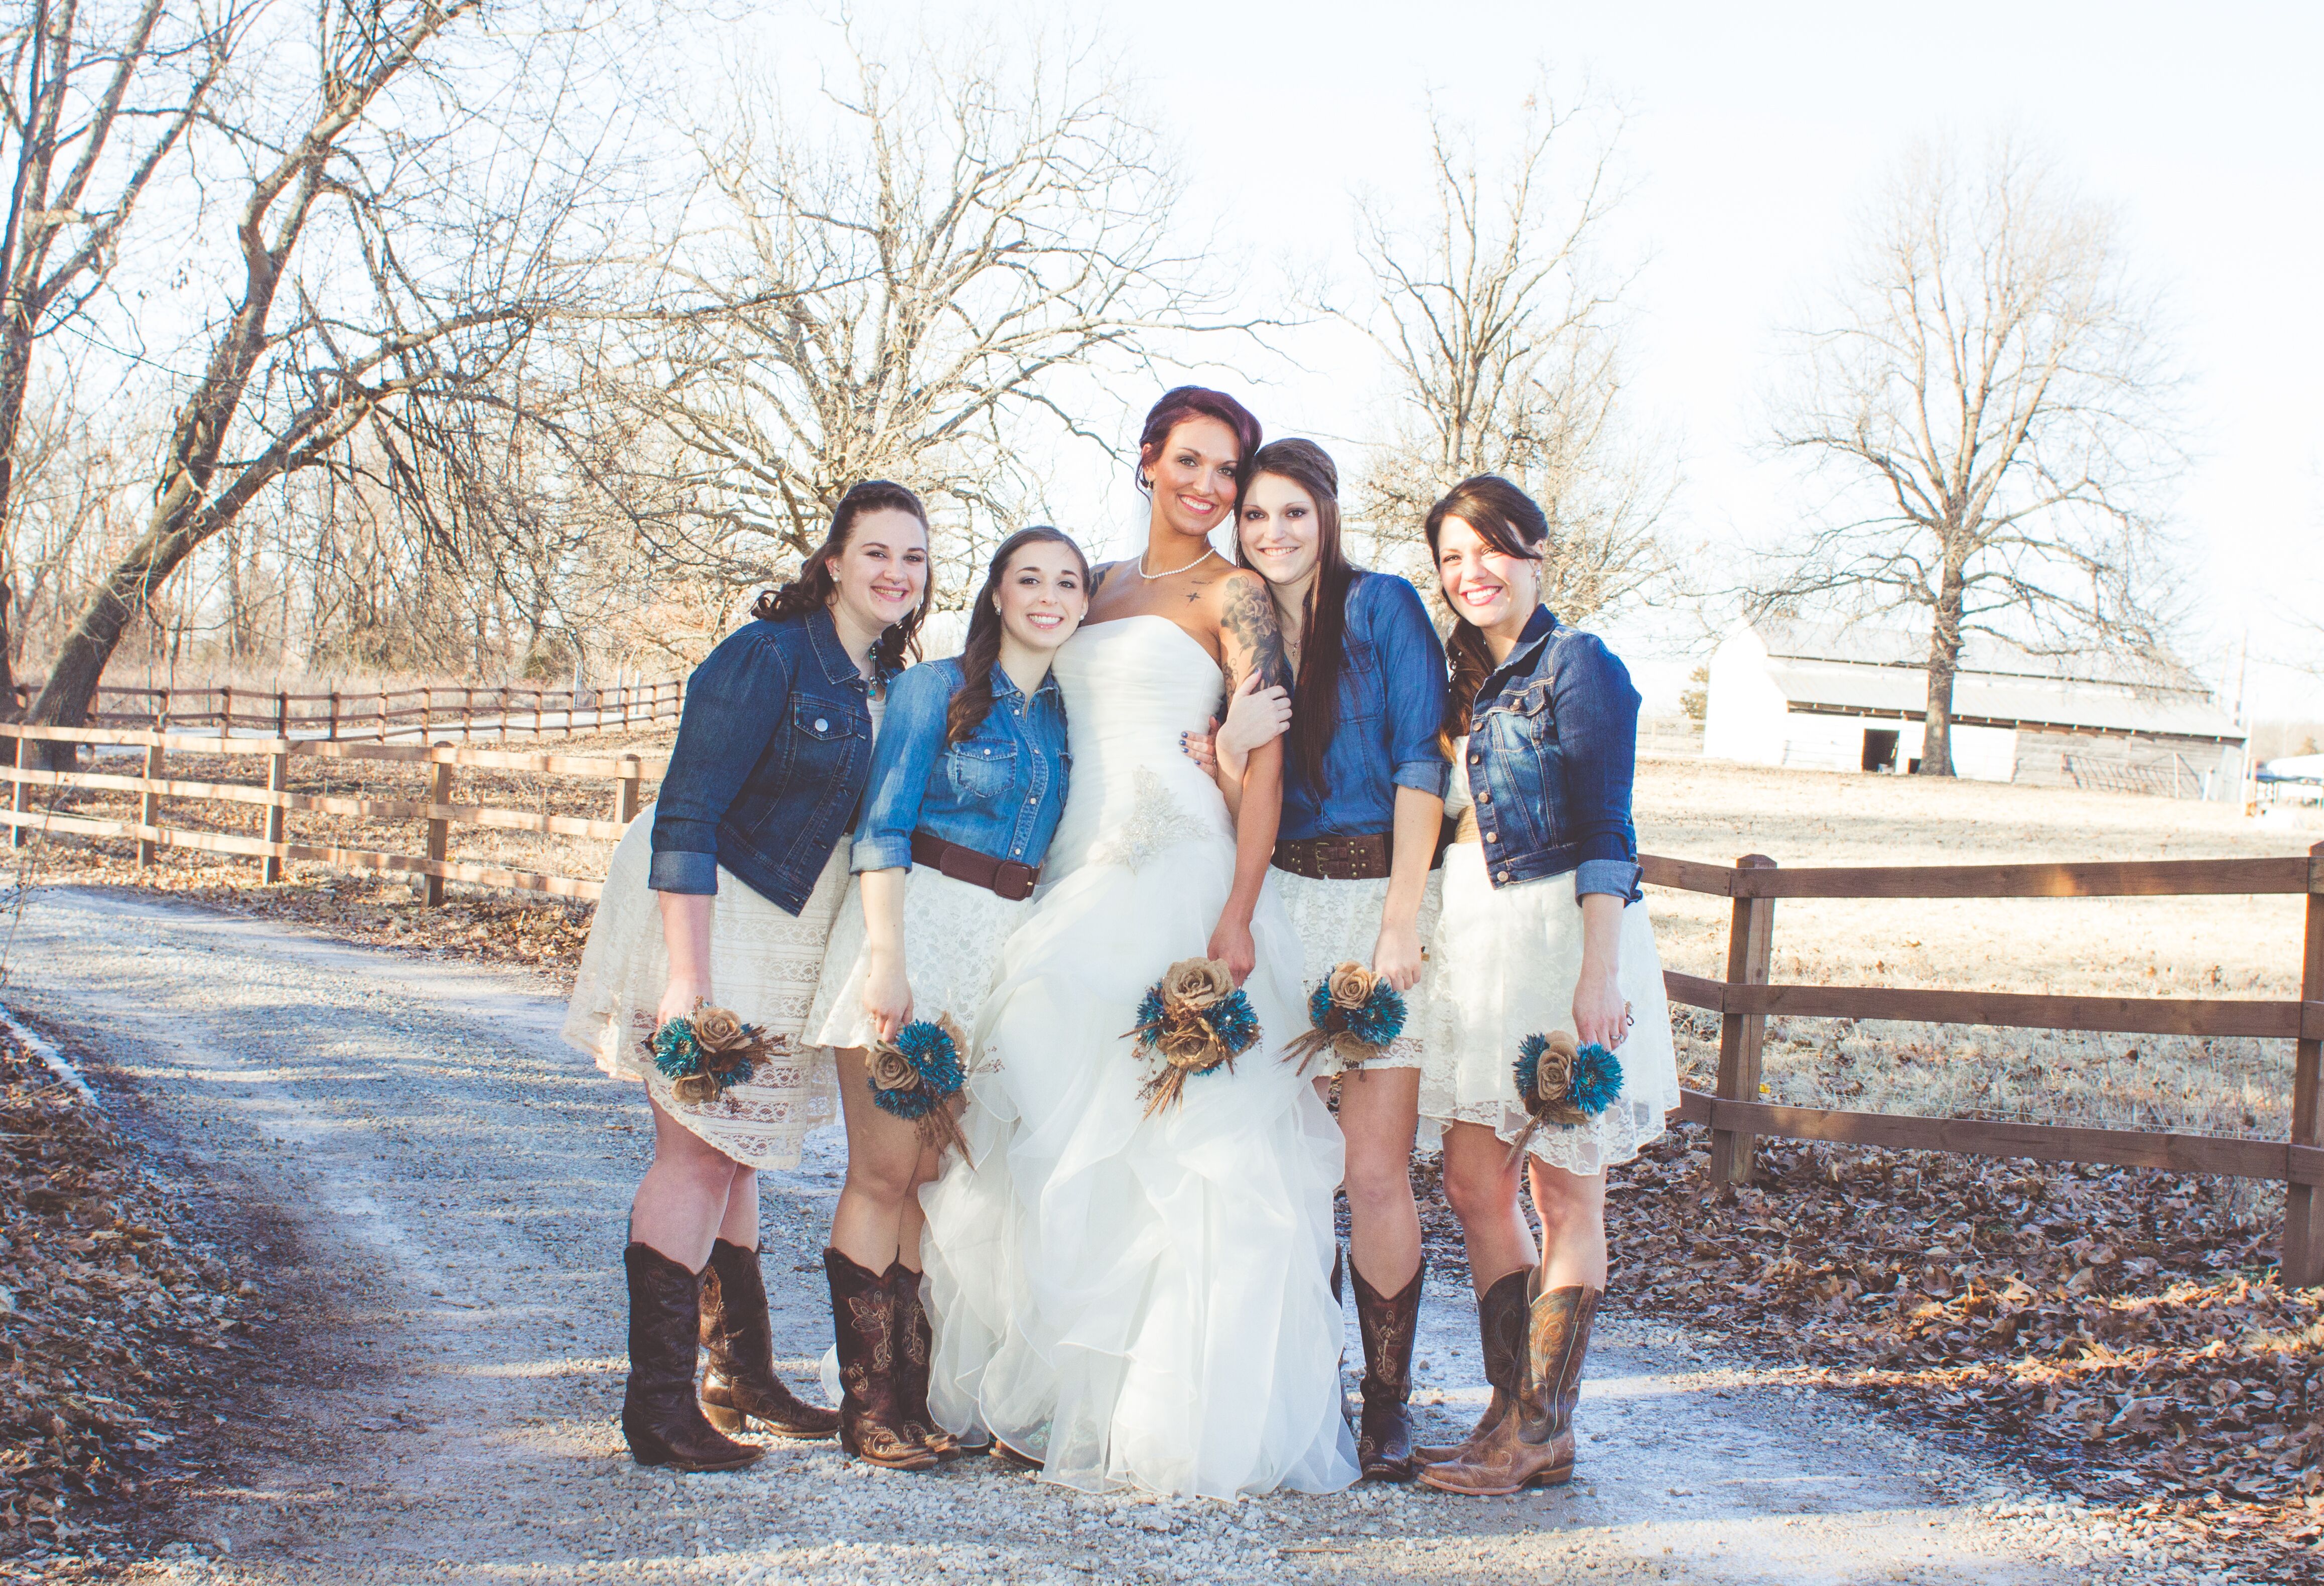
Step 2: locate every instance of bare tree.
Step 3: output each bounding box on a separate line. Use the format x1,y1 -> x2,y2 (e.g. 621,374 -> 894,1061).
28,0 -> 598,741
626,26 -> 1207,601
1348,87 -> 1667,619
0,0 -> 241,707
1764,135 -> 2183,775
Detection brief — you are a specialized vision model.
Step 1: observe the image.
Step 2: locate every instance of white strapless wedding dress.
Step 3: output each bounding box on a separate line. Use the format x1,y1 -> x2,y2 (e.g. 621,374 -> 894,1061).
919,615 -> 1359,1498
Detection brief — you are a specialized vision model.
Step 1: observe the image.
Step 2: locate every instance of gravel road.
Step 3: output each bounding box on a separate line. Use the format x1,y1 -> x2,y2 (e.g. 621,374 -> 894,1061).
5,884 -> 2199,1584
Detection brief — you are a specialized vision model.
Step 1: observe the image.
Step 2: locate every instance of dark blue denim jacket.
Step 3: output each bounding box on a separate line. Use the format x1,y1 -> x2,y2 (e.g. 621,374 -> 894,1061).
1281,570 -> 1451,841
1464,605 -> 1643,901
648,607 -> 889,913
852,657 -> 1071,872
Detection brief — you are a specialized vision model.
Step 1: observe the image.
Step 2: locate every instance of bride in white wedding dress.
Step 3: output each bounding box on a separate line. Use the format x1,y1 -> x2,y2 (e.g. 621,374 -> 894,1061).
918,391 -> 1358,1497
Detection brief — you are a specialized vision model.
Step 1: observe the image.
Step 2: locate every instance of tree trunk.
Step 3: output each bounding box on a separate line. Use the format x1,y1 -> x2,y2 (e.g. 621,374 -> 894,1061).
1920,564 -> 1967,777
28,491 -> 204,762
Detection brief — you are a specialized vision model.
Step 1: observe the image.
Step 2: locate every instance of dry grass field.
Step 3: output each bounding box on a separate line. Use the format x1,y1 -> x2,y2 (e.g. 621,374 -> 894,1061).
1635,756 -> 2318,1208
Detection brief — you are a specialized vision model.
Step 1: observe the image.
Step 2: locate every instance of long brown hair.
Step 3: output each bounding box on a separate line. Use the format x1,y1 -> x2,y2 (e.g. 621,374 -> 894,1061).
1233,439 -> 1351,797
1425,474 -> 1549,747
752,479 -> 933,675
944,526 -> 1091,745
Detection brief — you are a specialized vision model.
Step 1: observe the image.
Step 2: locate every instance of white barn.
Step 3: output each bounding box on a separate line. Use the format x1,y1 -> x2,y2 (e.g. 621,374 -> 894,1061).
1704,621 -> 2247,799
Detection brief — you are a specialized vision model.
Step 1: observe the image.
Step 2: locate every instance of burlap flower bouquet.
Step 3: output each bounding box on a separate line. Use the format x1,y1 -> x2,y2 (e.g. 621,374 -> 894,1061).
1506,1029 -> 1624,1163
1282,961 -> 1407,1075
1125,957 -> 1260,1116
645,1005 -> 782,1105
867,1012 -> 970,1156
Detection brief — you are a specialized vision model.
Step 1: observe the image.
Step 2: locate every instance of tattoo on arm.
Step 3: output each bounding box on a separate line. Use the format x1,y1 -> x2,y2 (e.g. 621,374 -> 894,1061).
1219,573 -> 1293,692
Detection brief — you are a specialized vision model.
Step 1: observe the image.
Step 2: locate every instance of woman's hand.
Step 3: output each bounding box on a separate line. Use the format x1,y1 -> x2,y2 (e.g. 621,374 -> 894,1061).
862,950 -> 913,1044
1213,670 -> 1291,779
1181,716 -> 1221,775
1371,918 -> 1425,994
656,974 -> 711,1028
1572,955 -> 1628,1049
1206,913 -> 1257,986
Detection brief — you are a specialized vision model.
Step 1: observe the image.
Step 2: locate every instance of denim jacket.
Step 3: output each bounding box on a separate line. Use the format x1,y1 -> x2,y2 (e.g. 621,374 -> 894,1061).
1464,605 -> 1643,902
851,657 -> 1071,872
648,607 -> 888,914
1281,570 -> 1451,841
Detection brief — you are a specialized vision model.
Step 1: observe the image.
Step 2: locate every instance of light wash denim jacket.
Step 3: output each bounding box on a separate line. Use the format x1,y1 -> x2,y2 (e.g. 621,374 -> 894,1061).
850,657 -> 1071,872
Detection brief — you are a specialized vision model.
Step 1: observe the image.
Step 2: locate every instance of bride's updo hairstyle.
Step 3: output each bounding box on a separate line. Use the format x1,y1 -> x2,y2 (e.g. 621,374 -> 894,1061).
1425,473 -> 1549,748
753,479 -> 934,674
1134,386 -> 1262,495
944,525 -> 1090,745
1234,439 -> 1352,796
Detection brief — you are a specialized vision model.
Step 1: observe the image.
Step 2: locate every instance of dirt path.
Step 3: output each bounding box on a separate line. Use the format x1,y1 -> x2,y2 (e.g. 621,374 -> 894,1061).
5,885 -> 2185,1585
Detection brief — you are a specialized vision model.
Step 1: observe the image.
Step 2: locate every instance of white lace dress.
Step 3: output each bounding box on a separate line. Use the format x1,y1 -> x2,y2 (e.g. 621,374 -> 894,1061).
1268,868 -> 1442,1074
559,699 -> 881,1171
918,615 -> 1357,1498
1418,735 -> 1678,1174
804,866 -> 1028,1056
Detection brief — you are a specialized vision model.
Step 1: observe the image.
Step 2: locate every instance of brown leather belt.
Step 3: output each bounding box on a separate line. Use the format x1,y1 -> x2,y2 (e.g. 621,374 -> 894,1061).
1272,833 -> 1416,881
911,831 -> 1040,901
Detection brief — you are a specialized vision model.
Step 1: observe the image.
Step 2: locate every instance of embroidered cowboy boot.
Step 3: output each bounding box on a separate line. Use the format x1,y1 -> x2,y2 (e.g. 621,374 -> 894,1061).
1418,1274 -> 1598,1496
822,1248 -> 937,1471
886,1261 -> 960,1460
1351,1256 -> 1426,1481
620,1242 -> 763,1472
698,1238 -> 840,1439
1413,1266 -> 1527,1466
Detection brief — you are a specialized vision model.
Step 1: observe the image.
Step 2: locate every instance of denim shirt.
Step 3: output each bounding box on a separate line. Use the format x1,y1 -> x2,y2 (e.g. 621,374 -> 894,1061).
1281,570 -> 1451,841
1465,605 -> 1643,902
648,607 -> 888,914
852,656 -> 1071,873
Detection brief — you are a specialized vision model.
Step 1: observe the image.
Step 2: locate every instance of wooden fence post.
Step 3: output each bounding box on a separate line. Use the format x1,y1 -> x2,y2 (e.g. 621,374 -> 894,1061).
423,743 -> 454,907
260,745 -> 289,883
327,689 -> 339,740
8,732 -> 24,849
138,740 -> 165,866
2284,841 -> 2324,1287
275,691 -> 288,737
1710,853 -> 1779,1186
612,754 -> 641,827
461,687 -> 473,741
220,684 -> 232,734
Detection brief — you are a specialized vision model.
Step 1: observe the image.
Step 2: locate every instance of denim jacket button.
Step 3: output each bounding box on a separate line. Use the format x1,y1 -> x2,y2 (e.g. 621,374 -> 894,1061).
813,718 -> 828,733
1485,831 -> 1497,842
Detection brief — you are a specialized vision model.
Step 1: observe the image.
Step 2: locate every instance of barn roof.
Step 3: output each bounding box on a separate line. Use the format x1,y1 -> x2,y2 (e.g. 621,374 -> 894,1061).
1746,621 -> 2244,742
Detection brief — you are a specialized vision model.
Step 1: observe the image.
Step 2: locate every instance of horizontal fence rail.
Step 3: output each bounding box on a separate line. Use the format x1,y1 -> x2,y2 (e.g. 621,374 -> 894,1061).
3,717 -> 2320,1282
8,677 -> 685,743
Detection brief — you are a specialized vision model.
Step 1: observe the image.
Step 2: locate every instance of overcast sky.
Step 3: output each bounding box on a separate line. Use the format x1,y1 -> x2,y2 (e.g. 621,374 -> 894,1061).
778,1 -> 2324,718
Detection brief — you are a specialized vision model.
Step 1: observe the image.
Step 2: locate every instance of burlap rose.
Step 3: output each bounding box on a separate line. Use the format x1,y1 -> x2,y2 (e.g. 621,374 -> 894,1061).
691,1006 -> 746,1053
867,1045 -> 920,1094
670,1072 -> 721,1106
1163,957 -> 1235,1010
1326,962 -> 1376,1012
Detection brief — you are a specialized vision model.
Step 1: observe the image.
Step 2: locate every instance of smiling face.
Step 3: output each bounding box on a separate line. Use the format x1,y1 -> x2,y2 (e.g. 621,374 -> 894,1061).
826,506 -> 929,636
1143,416 -> 1242,544
1237,472 -> 1322,590
994,539 -> 1089,654
1435,514 -> 1540,643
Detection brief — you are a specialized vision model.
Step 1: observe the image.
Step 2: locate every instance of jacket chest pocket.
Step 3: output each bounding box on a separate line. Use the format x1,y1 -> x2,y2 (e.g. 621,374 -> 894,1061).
946,739 -> 1018,803
1502,680 -> 1559,743
775,696 -> 864,788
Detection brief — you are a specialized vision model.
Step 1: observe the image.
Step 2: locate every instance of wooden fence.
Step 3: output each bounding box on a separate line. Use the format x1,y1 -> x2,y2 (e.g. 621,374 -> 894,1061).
5,715 -> 2321,1281
6,677 -> 683,742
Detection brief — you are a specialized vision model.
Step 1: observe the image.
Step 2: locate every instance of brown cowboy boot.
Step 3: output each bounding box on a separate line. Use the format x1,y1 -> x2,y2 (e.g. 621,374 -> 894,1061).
620,1243 -> 763,1472
1418,1274 -> 1599,1496
886,1262 -> 961,1460
698,1239 -> 840,1439
1413,1267 -> 1527,1466
1351,1255 -> 1426,1482
822,1248 -> 937,1471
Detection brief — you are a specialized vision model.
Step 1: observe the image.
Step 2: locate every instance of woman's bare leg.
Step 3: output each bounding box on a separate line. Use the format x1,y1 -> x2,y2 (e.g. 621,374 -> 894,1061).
1339,1066 -> 1423,1290
1438,1120 -> 1538,1291
1527,1159 -> 1608,1289
829,1046 -> 937,1271
630,1095 -> 747,1269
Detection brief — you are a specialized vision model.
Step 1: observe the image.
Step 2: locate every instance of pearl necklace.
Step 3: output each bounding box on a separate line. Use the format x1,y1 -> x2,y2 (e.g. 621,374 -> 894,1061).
1135,545 -> 1220,580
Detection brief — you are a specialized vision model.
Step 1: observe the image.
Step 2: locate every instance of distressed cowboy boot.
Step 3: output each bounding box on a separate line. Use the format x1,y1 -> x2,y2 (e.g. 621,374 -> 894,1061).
1351,1256 -> 1426,1482
698,1238 -> 840,1440
1419,1274 -> 1599,1496
822,1248 -> 937,1471
1412,1266 -> 1528,1467
886,1261 -> 961,1460
620,1242 -> 763,1472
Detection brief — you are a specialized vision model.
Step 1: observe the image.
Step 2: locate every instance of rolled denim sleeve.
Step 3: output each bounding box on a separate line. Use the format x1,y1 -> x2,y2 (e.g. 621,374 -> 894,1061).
850,663 -> 951,872
1371,576 -> 1451,797
1552,632 -> 1644,901
648,628 -> 792,895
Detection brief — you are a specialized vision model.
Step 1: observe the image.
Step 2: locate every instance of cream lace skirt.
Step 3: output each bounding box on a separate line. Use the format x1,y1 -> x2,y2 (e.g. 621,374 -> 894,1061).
1267,867 -> 1442,1075
803,867 -> 1028,1057
562,805 -> 847,1170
